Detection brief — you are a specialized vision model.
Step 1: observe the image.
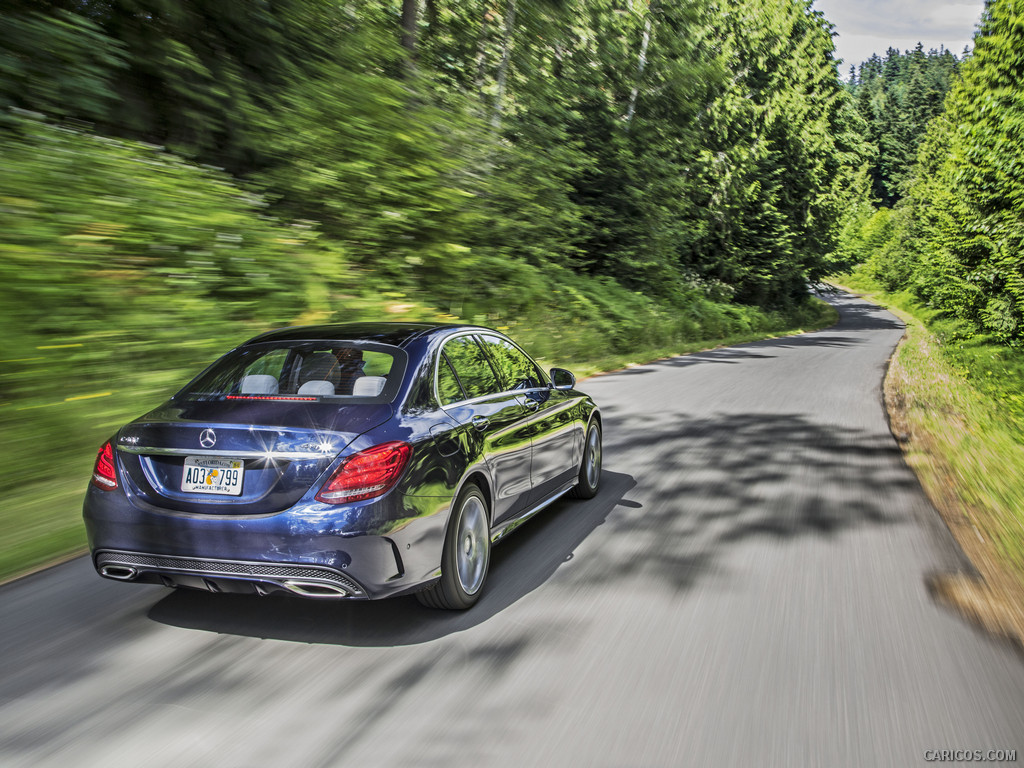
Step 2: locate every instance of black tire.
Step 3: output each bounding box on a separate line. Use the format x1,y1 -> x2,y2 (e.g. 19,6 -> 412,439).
416,483 -> 490,610
571,419 -> 602,499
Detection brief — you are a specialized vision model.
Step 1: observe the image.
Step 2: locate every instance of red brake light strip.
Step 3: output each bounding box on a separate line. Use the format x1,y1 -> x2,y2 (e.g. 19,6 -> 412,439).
226,395 -> 318,402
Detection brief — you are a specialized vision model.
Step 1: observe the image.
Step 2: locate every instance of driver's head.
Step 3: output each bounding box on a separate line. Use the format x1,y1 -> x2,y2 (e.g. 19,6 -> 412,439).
334,347 -> 364,367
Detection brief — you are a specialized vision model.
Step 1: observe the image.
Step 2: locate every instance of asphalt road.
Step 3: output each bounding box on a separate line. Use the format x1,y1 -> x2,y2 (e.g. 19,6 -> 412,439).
2,292 -> 1023,768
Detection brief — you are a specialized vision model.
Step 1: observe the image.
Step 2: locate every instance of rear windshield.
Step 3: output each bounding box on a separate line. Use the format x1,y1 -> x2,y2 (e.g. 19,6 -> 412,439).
174,341 -> 405,403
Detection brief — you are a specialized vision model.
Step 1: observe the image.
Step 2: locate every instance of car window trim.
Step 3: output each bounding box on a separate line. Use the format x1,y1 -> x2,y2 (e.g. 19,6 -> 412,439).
433,332 -> 501,405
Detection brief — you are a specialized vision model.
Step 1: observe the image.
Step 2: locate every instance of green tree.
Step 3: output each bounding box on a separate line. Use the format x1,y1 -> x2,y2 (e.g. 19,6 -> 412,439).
923,0 -> 1024,341
691,0 -> 848,307
0,10 -> 126,122
849,44 -> 961,206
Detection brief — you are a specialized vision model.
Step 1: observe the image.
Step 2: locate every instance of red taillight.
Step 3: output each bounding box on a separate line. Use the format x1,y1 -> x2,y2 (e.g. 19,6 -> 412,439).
91,441 -> 118,490
315,441 -> 412,504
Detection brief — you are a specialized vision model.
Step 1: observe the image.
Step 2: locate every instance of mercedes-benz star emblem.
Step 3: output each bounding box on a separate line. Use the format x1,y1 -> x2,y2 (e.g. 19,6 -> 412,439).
199,429 -> 217,449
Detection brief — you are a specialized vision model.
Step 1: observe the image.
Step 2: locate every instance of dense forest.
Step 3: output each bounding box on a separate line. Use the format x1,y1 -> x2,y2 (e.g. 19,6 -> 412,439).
846,45 -> 962,207
841,0 -> 1024,346
1,0 -> 863,322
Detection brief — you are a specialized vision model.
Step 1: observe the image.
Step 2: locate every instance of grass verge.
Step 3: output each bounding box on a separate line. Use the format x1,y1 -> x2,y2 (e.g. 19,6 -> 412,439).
833,275 -> 1024,646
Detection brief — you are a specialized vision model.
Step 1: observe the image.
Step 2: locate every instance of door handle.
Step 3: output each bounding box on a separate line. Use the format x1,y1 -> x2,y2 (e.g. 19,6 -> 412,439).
471,415 -> 490,431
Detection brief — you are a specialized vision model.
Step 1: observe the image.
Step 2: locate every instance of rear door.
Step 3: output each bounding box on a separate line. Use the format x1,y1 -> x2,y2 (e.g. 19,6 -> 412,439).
437,334 -> 533,524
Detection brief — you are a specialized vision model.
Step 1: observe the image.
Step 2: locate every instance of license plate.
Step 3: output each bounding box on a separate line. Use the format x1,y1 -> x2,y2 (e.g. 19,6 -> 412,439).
181,456 -> 244,496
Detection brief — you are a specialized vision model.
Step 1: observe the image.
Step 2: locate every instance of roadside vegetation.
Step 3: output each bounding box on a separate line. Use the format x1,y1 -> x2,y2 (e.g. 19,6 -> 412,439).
839,0 -> 1024,346
834,274 -> 1024,641
831,0 -> 1024,641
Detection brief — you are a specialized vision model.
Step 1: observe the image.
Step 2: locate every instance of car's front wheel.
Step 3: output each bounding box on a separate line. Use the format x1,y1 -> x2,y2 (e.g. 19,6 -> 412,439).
571,419 -> 602,499
416,483 -> 490,610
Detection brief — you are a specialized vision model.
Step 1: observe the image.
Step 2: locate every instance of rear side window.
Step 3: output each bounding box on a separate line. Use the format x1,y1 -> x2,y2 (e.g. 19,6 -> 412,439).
244,349 -> 290,379
441,336 -> 500,401
436,354 -> 465,406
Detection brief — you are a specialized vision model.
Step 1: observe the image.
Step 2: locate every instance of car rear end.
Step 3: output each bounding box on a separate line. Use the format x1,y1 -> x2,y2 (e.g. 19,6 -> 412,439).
83,335 -> 447,600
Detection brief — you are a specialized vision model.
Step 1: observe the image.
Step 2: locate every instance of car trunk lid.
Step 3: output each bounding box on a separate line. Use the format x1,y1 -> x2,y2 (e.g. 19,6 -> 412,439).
114,401 -> 393,515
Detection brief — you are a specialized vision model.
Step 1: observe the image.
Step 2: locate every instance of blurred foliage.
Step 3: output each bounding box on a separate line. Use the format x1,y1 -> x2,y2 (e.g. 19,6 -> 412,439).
3,0 -> 859,310
0,0 -> 855,579
0,10 -> 127,123
1,116 -> 324,373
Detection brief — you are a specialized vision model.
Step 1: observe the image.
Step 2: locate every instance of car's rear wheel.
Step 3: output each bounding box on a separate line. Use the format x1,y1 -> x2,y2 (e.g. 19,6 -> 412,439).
416,483 -> 490,610
571,419 -> 602,499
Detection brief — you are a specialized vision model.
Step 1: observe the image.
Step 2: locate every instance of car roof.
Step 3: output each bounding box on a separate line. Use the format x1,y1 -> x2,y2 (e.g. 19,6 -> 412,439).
244,322 -> 489,348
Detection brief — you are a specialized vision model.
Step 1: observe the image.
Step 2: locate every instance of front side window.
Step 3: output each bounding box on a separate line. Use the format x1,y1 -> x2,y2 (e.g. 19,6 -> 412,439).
479,335 -> 546,391
175,342 -> 402,402
441,336 -> 500,401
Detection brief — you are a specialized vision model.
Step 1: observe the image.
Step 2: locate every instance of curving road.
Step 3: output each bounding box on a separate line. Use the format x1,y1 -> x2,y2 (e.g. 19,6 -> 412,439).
2,292 -> 1023,767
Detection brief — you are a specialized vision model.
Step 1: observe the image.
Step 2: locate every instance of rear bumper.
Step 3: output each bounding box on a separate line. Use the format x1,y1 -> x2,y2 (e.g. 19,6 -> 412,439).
94,549 -> 372,599
83,485 -> 450,600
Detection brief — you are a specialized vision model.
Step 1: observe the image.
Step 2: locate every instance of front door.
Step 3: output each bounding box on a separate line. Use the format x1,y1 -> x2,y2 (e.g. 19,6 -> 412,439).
476,334 -> 578,505
438,334 -> 533,523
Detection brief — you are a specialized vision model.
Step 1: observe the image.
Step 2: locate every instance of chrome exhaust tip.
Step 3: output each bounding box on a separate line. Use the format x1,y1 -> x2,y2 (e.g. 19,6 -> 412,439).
99,565 -> 138,581
282,580 -> 349,598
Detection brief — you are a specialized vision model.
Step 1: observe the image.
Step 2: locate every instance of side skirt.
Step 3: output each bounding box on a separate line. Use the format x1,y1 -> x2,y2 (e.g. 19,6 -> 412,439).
490,482 -> 576,545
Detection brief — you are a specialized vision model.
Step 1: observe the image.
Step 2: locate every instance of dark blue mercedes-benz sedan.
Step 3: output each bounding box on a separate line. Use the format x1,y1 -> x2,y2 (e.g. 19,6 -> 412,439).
83,323 -> 601,609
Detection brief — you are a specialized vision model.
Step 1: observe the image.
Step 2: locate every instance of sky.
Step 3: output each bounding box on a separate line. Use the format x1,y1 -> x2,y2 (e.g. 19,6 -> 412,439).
811,0 -> 987,70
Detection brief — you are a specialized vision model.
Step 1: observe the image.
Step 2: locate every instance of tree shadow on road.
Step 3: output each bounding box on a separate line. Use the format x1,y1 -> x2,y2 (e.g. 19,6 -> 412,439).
578,409 -> 969,597
827,300 -> 904,332
148,406 -> 968,646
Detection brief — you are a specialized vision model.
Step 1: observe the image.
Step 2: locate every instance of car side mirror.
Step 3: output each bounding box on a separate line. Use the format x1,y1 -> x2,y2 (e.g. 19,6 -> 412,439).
549,368 -> 576,391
